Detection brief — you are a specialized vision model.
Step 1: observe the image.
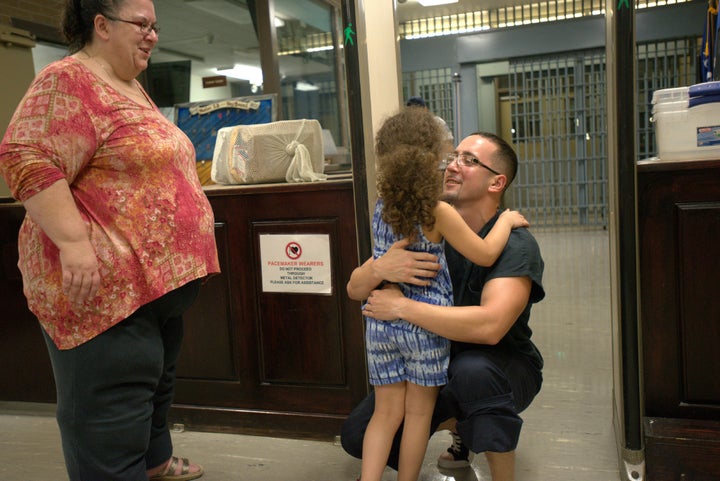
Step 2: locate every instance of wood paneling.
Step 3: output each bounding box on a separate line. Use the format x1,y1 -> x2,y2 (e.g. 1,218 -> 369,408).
0,202 -> 56,403
176,221 -> 236,380
638,159 -> 720,419
645,418 -> 720,481
171,181 -> 367,439
637,158 -> 720,479
0,180 -> 368,440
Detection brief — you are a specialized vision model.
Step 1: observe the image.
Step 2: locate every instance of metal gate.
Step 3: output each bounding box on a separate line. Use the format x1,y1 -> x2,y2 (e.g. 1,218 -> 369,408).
504,50 -> 608,228
401,38 -> 699,229
402,67 -> 455,135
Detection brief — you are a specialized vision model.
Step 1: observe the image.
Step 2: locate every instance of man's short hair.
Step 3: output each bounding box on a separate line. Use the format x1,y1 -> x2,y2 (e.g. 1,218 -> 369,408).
470,132 -> 518,186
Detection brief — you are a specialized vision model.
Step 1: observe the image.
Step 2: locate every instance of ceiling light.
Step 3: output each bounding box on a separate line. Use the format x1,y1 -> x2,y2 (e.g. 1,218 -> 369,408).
295,81 -> 319,91
306,45 -> 333,52
417,0 -> 459,6
215,64 -> 263,85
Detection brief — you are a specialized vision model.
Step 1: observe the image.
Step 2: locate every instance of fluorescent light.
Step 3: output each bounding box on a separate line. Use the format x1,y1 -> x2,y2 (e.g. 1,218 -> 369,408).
295,81 -> 319,91
306,45 -> 333,52
417,0 -> 458,6
215,64 -> 263,85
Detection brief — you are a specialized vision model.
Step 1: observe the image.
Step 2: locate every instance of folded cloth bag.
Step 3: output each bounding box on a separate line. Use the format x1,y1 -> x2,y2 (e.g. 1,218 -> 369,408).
211,119 -> 327,184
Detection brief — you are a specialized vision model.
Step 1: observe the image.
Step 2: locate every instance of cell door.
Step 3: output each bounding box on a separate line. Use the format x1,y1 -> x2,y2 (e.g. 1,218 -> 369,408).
500,50 -> 608,228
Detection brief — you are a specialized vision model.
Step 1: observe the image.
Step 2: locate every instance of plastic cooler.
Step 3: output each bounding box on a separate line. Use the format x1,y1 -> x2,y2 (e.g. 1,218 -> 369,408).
652,82 -> 720,161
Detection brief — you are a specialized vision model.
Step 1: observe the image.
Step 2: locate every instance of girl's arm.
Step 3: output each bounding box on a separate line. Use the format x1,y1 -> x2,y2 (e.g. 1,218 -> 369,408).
433,201 -> 528,267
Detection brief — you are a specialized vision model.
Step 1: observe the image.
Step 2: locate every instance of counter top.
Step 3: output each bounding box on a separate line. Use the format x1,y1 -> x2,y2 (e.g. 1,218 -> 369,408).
202,175 -> 352,197
637,157 -> 720,172
0,174 -> 354,204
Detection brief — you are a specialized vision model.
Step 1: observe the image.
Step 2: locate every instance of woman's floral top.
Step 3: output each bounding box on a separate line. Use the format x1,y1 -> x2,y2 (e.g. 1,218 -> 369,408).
0,56 -> 220,349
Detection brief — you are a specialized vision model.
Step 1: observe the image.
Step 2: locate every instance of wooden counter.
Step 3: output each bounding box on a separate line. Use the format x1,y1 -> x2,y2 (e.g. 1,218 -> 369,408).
0,197 -> 54,403
0,179 -> 368,440
637,158 -> 720,479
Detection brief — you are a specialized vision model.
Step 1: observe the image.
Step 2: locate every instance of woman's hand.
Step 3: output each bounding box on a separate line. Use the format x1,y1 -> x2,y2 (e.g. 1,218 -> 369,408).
362,284 -> 407,321
58,239 -> 101,306
21,180 -> 101,307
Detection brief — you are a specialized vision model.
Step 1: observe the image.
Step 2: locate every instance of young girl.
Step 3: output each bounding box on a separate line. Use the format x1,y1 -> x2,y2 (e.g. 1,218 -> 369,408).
360,107 -> 528,481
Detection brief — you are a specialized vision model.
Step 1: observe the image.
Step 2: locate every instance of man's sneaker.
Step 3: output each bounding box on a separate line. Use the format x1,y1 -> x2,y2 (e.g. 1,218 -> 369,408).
437,431 -> 474,468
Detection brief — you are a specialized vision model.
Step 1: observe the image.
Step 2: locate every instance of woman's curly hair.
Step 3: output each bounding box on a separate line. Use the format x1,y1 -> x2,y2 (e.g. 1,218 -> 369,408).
375,106 -> 446,242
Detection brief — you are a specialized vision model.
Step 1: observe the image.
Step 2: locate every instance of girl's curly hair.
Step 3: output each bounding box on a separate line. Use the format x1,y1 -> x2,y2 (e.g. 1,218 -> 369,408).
375,107 -> 446,242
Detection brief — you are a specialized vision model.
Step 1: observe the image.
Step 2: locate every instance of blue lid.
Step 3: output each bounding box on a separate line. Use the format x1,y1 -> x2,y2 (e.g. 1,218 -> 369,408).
689,81 -> 720,98
688,93 -> 720,107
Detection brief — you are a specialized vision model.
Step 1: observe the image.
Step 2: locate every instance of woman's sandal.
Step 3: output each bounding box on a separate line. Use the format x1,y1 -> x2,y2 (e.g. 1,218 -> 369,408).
149,456 -> 204,481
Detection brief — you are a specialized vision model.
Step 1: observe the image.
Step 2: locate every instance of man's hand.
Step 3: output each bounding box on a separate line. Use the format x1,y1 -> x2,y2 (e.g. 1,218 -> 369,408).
347,238 -> 442,301
362,284 -> 407,321
373,238 -> 441,286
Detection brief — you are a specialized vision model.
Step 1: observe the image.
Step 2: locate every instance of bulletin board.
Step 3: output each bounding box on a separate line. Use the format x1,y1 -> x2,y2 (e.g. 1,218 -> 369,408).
175,94 -> 277,161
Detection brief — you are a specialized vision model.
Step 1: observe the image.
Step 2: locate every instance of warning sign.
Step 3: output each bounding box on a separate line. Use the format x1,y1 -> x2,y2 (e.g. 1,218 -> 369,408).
259,234 -> 332,294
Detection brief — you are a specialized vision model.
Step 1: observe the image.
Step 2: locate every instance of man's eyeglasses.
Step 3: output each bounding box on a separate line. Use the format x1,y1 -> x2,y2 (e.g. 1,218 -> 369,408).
442,152 -> 501,175
105,15 -> 160,36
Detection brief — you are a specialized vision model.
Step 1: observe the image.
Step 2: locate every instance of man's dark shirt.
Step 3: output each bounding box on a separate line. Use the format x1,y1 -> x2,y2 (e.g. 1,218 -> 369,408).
445,212 -> 545,369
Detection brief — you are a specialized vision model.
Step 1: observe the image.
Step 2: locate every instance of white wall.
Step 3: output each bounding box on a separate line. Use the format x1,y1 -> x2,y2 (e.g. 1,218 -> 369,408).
32,42 -> 67,74
356,0 -> 403,221
190,73 -> 232,103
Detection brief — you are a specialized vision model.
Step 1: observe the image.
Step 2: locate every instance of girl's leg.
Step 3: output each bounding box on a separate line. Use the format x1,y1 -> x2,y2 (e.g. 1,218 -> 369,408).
361,382 -> 407,481
485,450 -> 516,481
397,383 -> 440,481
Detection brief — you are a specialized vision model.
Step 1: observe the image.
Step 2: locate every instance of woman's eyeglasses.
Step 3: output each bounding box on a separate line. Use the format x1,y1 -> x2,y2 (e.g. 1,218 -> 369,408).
105,15 -> 160,36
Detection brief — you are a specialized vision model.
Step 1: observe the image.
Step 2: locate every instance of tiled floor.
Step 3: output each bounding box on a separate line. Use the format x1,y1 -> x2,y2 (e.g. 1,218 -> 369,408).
0,228 -> 619,480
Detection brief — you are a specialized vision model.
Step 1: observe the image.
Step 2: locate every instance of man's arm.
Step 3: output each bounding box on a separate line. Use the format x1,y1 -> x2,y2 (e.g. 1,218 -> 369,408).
362,276 -> 531,344
346,238 -> 441,301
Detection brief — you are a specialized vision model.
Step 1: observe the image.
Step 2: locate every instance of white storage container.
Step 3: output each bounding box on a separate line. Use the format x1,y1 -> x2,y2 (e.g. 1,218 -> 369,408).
651,86 -> 689,105
652,87 -> 720,161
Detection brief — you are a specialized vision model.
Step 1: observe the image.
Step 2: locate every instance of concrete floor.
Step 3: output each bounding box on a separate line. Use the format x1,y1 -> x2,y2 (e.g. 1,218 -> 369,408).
0,228 -> 619,480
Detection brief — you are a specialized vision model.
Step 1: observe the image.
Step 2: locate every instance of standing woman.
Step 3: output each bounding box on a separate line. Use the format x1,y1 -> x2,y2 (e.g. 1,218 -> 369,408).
0,0 -> 219,479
